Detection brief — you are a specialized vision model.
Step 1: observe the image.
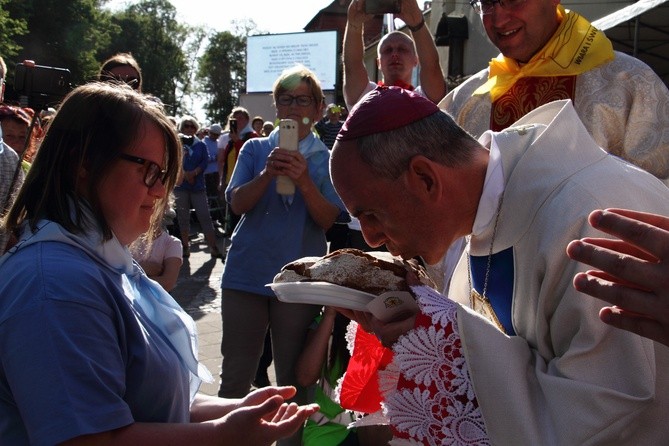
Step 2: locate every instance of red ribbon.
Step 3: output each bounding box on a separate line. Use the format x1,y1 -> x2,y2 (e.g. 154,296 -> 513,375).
339,325 -> 394,413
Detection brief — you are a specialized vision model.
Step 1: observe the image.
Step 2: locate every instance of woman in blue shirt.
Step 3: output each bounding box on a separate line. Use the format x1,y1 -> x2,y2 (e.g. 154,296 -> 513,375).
219,65 -> 345,446
0,82 -> 317,445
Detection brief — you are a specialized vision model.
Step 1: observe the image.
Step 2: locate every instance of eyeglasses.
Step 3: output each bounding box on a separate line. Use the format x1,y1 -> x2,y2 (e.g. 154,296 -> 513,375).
469,0 -> 527,15
276,94 -> 315,107
181,123 -> 197,130
118,153 -> 168,188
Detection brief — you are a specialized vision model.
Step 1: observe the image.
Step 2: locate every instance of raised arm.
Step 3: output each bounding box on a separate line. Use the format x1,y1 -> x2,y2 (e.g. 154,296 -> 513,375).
398,0 -> 446,103
343,0 -> 373,107
228,165 -> 273,216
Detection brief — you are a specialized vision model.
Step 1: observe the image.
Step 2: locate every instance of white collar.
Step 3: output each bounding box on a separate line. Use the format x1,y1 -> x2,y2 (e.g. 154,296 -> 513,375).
470,134 -> 505,237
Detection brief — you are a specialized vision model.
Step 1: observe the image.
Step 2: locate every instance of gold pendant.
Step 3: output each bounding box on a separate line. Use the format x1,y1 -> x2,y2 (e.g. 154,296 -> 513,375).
470,288 -> 506,334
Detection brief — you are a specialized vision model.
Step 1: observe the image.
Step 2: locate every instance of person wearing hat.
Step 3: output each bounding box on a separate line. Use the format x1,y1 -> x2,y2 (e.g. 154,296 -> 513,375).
205,123 -> 223,165
314,104 -> 344,151
329,86 -> 669,445
342,0 -> 446,259
202,123 -> 225,225
252,115 -> 265,136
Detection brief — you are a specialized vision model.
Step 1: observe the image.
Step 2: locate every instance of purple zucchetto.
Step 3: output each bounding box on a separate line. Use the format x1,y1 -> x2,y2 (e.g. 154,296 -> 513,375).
336,86 -> 440,141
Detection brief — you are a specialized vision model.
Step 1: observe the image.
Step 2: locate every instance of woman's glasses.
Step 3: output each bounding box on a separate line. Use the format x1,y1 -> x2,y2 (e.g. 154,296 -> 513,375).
276,94 -> 315,107
118,153 -> 167,188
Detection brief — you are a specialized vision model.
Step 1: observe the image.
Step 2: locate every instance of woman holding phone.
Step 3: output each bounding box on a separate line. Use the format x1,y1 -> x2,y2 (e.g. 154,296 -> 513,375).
218,65 -> 345,446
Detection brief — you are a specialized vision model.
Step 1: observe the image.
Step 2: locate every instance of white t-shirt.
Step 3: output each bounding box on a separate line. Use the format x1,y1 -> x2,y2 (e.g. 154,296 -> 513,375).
217,132 -> 231,150
131,230 -> 183,264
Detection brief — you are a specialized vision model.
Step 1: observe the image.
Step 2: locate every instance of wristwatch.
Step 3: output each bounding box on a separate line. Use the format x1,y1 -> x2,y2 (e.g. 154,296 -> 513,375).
407,18 -> 425,33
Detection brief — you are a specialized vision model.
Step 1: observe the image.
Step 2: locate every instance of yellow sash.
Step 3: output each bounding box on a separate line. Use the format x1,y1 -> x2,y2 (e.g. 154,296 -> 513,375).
474,6 -> 614,102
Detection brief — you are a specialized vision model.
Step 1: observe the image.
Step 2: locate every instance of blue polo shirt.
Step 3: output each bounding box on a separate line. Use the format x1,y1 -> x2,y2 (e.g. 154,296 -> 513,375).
0,241 -> 190,445
222,130 -> 345,296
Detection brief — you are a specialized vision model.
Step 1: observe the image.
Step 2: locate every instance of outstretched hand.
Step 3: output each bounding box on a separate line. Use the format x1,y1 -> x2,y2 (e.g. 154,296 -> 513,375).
220,386 -> 319,445
567,208 -> 669,347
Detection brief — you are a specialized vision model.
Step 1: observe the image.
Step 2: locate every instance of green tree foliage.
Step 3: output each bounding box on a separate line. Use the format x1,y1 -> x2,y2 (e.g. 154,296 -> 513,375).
3,0 -> 115,87
99,0 -> 188,115
0,0 -> 259,121
176,25 -> 209,118
197,29 -> 247,124
0,0 -> 28,59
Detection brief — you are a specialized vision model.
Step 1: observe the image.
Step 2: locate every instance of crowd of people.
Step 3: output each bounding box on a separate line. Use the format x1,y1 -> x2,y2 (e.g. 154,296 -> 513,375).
2,0 -> 669,444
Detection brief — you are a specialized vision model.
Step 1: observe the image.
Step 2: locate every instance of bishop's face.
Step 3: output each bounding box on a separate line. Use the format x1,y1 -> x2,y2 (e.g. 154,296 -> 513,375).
331,140 -> 451,264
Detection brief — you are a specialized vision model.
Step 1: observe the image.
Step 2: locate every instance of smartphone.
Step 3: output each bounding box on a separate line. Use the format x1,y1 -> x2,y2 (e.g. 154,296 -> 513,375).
14,61 -> 72,109
365,0 -> 401,14
276,119 -> 298,196
229,118 -> 238,133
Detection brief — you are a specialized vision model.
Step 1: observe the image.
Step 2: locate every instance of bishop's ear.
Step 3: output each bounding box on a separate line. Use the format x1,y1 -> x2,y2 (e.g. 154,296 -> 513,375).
406,155 -> 440,198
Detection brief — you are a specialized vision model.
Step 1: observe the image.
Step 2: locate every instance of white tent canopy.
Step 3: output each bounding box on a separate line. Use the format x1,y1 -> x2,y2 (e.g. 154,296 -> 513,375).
593,0 -> 669,85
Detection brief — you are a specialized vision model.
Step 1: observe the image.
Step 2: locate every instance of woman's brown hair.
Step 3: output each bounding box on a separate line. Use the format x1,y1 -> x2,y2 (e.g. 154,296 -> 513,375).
2,82 -> 181,242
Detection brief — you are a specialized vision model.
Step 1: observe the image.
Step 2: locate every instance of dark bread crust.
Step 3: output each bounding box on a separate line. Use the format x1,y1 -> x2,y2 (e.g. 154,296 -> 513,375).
320,249 -> 410,277
276,248 -> 433,295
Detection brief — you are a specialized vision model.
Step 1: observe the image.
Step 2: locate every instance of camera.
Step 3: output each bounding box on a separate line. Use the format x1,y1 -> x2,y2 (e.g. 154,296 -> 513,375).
365,0 -> 401,14
14,60 -> 71,110
179,133 -> 195,149
229,118 -> 238,133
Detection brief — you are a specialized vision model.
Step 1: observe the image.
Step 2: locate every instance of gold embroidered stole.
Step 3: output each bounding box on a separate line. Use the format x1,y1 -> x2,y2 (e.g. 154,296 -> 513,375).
490,76 -> 576,131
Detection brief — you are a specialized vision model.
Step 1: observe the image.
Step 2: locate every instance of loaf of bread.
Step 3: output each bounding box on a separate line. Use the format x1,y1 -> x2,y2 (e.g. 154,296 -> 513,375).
274,248 -> 434,295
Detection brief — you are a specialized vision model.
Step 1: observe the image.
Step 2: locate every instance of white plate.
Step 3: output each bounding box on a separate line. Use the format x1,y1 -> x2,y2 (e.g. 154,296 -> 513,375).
267,281 -> 377,311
